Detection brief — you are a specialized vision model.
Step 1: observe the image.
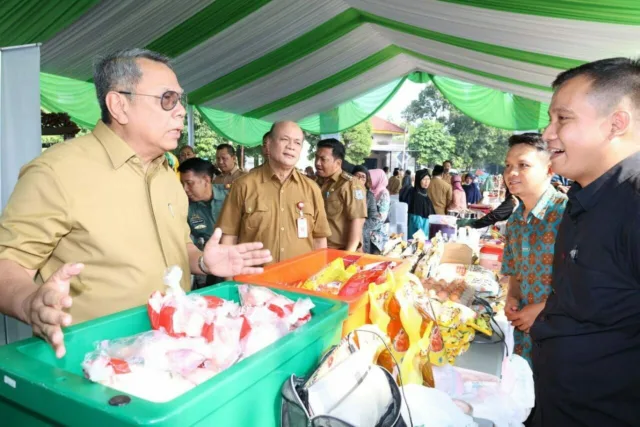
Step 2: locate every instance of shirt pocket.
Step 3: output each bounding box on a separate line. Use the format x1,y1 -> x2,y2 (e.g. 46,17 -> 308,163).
326,198 -> 343,217
301,204 -> 315,231
244,199 -> 269,230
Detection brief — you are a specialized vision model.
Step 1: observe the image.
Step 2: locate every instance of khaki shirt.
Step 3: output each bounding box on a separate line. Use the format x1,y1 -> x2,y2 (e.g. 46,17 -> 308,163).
427,177 -> 453,215
318,170 -> 368,249
387,176 -> 402,195
213,166 -> 246,188
0,121 -> 191,324
216,165 -> 331,263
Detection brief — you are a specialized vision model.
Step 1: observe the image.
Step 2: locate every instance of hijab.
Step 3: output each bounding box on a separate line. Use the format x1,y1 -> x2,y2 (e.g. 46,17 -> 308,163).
369,169 -> 389,200
451,174 -> 464,192
408,169 -> 436,218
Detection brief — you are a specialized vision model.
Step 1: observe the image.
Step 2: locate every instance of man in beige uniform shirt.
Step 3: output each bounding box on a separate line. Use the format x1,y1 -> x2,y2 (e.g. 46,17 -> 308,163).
0,49 -> 270,358
218,121 -> 330,263
214,144 -> 246,188
427,165 -> 453,215
315,139 -> 368,251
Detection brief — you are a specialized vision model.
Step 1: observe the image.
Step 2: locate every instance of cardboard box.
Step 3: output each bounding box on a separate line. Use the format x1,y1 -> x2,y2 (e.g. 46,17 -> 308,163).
440,243 -> 474,265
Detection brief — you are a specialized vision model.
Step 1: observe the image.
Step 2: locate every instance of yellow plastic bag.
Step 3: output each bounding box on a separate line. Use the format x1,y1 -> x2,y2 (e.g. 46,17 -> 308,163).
300,257 -> 358,292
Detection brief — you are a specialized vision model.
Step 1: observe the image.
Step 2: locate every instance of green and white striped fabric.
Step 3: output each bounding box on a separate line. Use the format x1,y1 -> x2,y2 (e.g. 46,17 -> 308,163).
4,0 -> 639,145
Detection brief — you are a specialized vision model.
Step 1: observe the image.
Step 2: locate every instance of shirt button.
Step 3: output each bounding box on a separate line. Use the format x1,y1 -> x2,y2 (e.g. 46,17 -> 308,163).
132,158 -> 140,164
280,248 -> 284,252
281,208 -> 284,212
281,227 -> 284,231
280,190 -> 284,194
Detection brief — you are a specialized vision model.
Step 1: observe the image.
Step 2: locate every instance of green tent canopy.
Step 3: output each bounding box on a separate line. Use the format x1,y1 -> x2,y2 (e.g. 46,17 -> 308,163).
8,0 -> 640,144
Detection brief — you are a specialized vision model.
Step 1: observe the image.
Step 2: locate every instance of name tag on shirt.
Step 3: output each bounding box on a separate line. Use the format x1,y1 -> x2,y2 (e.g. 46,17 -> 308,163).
297,217 -> 308,239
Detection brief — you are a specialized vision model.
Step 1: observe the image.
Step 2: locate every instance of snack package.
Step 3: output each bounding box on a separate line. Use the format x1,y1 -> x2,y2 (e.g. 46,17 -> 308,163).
371,272 -> 436,388
300,256 -> 360,293
437,302 -> 476,365
464,265 -> 500,297
339,261 -> 395,297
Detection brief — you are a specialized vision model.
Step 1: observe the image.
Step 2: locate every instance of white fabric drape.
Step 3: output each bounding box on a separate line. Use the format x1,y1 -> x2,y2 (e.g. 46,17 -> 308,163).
262,54 -> 415,121
203,24 -> 388,113
174,0 -> 350,93
41,0 -> 214,80
349,0 -> 640,62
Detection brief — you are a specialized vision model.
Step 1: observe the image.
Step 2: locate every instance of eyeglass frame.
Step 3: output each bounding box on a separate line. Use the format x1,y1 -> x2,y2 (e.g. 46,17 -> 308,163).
117,90 -> 187,111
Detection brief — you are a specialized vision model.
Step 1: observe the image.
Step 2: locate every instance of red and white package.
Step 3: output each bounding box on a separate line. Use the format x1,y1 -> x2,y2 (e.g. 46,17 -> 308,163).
84,268 -> 317,402
238,284 -> 314,329
147,267 -> 240,342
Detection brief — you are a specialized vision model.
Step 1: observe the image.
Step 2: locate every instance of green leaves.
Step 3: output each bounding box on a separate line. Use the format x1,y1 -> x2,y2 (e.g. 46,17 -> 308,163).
178,109 -> 229,161
408,120 -> 455,166
341,121 -> 373,165
403,84 -> 512,170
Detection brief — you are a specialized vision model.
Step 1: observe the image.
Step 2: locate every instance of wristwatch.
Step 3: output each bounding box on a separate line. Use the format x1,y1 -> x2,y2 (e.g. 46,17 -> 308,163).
198,255 -> 210,275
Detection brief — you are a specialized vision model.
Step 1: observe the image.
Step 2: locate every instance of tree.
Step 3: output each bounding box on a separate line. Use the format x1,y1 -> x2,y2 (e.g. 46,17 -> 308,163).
402,84 -> 512,170
305,131 -> 321,161
177,108 -> 228,160
402,84 -> 451,124
341,121 -> 373,164
408,120 -> 455,166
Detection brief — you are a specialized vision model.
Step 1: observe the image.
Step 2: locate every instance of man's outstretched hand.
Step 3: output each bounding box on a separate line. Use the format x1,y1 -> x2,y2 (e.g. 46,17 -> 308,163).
22,263 -> 83,358
203,228 -> 272,277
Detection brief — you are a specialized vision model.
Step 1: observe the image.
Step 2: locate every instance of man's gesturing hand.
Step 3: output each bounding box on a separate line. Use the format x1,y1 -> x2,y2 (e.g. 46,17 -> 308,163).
203,228 -> 272,277
22,263 -> 83,358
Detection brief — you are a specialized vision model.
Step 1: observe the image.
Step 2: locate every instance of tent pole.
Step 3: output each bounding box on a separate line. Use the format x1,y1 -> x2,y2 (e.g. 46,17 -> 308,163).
187,105 -> 195,147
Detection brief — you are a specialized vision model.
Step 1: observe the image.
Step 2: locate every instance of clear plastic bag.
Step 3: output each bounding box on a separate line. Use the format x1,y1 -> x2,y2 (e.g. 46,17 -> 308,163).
83,269 -> 315,402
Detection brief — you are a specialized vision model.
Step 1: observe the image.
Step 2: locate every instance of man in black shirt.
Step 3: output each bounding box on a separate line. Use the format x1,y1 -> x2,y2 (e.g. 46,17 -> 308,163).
532,58 -> 640,426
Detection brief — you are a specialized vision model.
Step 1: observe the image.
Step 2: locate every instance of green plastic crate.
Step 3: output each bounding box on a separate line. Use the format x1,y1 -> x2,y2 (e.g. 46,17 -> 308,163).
0,282 -> 347,426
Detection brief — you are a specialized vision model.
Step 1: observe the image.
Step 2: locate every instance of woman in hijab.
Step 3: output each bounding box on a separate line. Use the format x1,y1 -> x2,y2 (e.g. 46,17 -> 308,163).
408,169 -> 436,237
462,174 -> 482,205
354,166 -> 390,254
448,174 -> 467,213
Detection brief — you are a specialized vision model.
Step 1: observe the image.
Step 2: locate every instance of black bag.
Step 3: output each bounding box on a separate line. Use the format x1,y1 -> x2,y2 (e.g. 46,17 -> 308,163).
280,366 -> 407,427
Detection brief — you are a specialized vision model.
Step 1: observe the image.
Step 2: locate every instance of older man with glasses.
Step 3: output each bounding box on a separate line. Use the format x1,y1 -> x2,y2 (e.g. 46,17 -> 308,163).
0,48 -> 271,359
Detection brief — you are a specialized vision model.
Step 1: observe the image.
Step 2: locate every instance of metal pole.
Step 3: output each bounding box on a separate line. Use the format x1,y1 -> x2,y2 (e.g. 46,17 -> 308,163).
187,104 -> 195,147
402,127 -> 408,170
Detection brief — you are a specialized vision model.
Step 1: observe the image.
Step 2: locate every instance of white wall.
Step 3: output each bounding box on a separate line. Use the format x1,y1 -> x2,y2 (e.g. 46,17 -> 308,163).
0,44 -> 42,345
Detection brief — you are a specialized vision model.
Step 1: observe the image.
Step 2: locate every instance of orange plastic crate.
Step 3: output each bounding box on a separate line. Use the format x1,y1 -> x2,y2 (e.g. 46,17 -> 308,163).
234,249 -> 399,336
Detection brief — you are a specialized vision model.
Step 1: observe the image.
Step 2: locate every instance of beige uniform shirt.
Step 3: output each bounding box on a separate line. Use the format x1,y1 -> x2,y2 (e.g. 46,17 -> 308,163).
0,121 -> 191,324
318,170 -> 368,250
216,165 -> 330,263
387,176 -> 402,195
213,166 -> 246,188
427,177 -> 453,215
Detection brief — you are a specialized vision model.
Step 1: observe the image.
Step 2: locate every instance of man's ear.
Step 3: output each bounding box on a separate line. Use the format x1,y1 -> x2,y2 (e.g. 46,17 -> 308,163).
106,92 -> 129,125
609,109 -> 631,140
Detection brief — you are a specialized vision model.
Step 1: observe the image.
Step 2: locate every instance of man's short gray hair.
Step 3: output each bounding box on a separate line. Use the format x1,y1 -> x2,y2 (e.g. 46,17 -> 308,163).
94,48 -> 172,124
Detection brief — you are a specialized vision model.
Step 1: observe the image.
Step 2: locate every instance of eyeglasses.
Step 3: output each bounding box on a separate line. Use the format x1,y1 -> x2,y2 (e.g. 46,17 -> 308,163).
118,90 -> 187,111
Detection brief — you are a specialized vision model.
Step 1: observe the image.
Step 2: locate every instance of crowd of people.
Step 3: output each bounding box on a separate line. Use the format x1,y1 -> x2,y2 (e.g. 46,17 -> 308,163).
0,46 -> 638,427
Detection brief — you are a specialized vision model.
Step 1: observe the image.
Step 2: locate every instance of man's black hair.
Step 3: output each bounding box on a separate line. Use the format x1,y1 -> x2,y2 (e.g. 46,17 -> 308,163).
178,158 -> 215,179
317,138 -> 345,161
382,166 -> 389,173
443,160 -> 452,166
405,170 -> 412,176
393,168 -> 400,176
552,57 -> 640,114
216,143 -> 236,157
508,133 -> 547,152
432,165 -> 444,177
